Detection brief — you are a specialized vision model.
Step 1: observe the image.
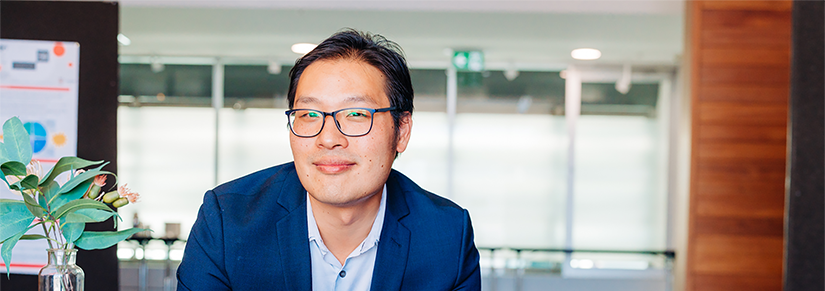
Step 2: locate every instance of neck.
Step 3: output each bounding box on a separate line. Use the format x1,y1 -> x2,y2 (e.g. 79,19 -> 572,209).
309,189 -> 382,265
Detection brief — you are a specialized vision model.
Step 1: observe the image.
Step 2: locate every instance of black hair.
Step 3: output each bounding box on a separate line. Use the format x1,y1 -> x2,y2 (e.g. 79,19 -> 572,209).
287,29 -> 414,137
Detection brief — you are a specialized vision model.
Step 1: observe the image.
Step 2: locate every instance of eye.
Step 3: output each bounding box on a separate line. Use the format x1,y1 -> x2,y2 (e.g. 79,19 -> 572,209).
346,111 -> 365,117
300,111 -> 321,119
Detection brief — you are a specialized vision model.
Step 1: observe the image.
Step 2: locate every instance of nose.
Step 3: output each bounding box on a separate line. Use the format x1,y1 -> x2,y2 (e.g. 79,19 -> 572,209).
316,115 -> 348,149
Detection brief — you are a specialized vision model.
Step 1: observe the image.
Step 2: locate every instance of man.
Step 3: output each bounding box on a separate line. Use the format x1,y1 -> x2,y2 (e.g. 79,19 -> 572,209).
176,29 -> 481,290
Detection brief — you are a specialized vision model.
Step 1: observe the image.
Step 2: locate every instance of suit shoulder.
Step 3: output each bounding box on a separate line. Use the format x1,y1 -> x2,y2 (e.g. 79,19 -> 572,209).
390,170 -> 464,213
212,162 -> 296,197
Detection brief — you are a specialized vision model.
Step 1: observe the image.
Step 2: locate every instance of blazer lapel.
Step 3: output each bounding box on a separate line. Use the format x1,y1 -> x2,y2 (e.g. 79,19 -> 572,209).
371,171 -> 411,291
275,165 -> 312,290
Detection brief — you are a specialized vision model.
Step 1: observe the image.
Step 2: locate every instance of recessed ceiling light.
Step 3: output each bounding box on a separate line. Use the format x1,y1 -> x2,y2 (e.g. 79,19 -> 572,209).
117,34 -> 131,46
571,48 -> 601,60
291,43 -> 317,55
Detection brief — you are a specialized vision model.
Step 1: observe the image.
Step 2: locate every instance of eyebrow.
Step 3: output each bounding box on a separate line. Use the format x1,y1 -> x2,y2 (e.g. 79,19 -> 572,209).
294,95 -> 378,106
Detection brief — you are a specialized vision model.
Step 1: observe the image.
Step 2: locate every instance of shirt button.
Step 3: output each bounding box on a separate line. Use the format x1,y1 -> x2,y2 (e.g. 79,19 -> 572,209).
339,270 -> 346,278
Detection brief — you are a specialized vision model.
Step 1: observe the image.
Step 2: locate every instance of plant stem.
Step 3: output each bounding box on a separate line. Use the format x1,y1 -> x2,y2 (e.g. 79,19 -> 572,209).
41,223 -> 55,250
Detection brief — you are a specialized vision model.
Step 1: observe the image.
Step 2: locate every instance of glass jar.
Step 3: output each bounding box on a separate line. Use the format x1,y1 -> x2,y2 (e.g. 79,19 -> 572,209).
39,248 -> 84,291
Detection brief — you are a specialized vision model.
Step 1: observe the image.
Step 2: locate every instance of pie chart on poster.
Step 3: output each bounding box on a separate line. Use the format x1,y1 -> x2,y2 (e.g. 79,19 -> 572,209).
24,122 -> 47,153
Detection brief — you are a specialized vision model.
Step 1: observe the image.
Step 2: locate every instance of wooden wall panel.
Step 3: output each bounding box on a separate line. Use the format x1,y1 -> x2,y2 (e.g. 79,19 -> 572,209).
701,1 -> 792,11
698,86 -> 789,103
693,235 -> 784,274
687,1 -> 791,290
693,274 -> 783,291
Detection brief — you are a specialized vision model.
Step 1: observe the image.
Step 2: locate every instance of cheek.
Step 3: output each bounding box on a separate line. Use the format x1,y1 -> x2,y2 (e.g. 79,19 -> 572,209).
359,134 -> 394,166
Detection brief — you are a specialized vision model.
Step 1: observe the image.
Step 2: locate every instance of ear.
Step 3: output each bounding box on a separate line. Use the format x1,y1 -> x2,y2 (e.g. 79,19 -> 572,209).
395,113 -> 412,154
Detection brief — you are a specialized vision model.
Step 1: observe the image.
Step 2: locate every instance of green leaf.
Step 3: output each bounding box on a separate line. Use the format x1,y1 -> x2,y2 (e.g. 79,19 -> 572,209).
41,181 -> 60,206
51,199 -> 112,221
61,222 -> 84,244
0,142 -> 9,165
75,228 -> 150,250
72,208 -> 117,223
50,180 -> 92,211
60,210 -> 109,244
0,160 -> 26,177
2,117 -> 32,164
39,157 -> 105,187
37,189 -> 48,211
1,229 -> 27,276
19,234 -> 47,240
21,192 -> 46,218
0,201 -> 35,243
9,174 -> 39,191
58,169 -> 112,195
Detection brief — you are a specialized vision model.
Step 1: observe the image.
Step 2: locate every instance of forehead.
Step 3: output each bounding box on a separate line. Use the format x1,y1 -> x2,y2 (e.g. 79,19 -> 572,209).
294,58 -> 389,107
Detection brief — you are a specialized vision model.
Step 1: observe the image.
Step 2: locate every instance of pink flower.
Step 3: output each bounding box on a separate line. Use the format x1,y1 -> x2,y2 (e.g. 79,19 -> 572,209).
93,175 -> 106,187
118,184 -> 140,203
26,160 -> 42,177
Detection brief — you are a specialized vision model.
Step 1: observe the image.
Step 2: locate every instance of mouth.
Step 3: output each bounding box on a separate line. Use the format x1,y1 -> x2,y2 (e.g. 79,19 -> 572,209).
312,159 -> 356,174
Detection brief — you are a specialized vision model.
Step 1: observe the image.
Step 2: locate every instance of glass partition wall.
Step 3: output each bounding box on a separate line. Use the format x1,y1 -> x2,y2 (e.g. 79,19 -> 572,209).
116,58 -> 675,282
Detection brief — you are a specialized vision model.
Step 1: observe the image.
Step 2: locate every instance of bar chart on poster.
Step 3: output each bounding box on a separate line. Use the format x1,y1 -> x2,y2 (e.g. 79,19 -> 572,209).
0,39 -> 80,275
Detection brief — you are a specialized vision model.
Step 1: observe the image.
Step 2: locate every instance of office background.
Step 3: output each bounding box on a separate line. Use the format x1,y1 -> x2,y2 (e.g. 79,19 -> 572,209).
2,1 -> 823,290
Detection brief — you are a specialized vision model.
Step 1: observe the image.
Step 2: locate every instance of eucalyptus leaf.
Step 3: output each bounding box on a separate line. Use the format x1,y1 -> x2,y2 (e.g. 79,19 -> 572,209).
73,208 -> 117,223
51,199 -> 112,221
19,234 -> 47,240
0,201 -> 35,243
9,174 -> 39,191
2,117 -> 32,164
0,160 -> 27,192
50,180 -> 92,211
37,187 -> 49,211
61,222 -> 84,244
21,192 -> 46,218
1,230 -> 26,276
61,209 -> 119,245
0,141 -> 8,185
41,180 -> 59,206
0,160 -> 26,177
75,228 -> 150,250
0,143 -> 9,165
58,169 -> 112,195
39,157 -> 104,187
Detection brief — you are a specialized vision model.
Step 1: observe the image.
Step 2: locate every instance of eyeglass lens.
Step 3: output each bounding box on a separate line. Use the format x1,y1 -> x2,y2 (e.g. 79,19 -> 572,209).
289,108 -> 374,136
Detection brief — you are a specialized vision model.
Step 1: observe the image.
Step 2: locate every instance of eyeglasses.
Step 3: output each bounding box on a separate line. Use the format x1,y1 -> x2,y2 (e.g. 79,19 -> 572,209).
285,107 -> 395,137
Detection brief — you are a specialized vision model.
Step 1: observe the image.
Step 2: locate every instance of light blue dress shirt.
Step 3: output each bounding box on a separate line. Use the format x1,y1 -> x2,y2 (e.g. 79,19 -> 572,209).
307,185 -> 386,291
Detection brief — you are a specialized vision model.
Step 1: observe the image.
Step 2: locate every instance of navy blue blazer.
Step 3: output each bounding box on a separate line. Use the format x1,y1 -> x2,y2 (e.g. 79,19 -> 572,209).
176,162 -> 481,290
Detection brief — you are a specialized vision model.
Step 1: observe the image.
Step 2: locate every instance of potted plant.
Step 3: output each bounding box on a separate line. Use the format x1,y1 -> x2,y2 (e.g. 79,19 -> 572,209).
0,116 -> 149,290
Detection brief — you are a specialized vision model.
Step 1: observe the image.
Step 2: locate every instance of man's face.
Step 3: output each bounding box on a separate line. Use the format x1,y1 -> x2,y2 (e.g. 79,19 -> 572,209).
290,58 -> 412,207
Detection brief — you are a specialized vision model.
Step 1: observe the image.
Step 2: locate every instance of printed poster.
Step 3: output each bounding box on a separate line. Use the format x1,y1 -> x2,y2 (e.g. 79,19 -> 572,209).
0,39 -> 80,275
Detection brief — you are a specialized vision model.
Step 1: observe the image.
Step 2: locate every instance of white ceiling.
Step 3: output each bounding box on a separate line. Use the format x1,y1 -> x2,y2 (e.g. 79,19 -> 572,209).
119,0 -> 685,69
120,0 -> 685,14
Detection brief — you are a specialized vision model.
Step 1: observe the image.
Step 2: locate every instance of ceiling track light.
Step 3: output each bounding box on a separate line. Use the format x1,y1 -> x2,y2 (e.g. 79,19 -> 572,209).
571,48 -> 601,60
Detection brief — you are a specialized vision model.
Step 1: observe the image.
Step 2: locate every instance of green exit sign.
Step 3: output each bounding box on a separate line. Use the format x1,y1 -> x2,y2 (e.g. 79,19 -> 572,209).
452,50 -> 484,72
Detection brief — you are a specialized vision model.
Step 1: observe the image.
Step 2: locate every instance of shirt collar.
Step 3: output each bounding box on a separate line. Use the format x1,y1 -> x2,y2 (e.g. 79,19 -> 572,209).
307,185 -> 387,256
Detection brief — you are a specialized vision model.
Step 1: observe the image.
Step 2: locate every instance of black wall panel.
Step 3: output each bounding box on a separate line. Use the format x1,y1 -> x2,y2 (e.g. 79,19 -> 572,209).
785,1 -> 825,290
0,1 -> 119,290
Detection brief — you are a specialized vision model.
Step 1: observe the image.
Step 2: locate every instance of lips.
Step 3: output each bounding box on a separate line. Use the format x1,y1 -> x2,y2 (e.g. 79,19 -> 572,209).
313,159 -> 356,174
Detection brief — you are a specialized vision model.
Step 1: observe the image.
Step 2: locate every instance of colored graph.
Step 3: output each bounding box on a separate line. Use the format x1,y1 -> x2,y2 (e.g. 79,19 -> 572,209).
24,122 -> 47,153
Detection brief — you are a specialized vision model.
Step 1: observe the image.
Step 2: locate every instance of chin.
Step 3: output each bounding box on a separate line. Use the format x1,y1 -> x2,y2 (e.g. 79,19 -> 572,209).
311,191 -> 366,206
